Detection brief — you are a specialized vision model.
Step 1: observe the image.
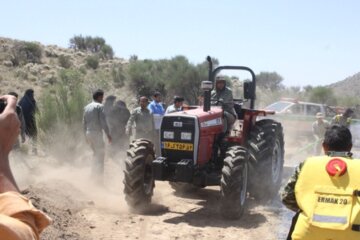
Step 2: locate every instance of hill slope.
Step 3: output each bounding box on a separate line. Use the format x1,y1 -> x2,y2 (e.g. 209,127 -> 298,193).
328,72 -> 360,97
0,36 -> 130,101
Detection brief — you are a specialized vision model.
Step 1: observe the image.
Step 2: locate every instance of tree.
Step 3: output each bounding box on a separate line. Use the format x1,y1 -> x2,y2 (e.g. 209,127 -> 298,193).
309,86 -> 337,105
127,56 -> 209,104
303,85 -> 313,93
164,55 -> 205,104
129,55 -> 138,62
256,72 -> 284,91
69,35 -> 114,59
128,59 -> 164,98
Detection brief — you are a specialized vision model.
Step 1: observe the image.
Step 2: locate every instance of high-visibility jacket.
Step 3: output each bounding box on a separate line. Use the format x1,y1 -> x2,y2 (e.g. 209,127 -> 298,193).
292,156 -> 360,240
332,114 -> 351,127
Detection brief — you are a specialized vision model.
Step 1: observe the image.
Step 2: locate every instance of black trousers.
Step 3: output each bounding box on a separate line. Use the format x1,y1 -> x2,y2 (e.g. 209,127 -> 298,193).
287,211 -> 300,240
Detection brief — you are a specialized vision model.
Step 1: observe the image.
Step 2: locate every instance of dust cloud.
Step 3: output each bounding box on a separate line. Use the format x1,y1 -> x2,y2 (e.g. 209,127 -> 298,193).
7,122 -> 302,239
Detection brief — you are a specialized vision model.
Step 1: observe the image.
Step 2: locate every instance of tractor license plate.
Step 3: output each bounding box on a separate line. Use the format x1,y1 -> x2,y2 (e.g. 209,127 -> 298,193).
163,142 -> 193,151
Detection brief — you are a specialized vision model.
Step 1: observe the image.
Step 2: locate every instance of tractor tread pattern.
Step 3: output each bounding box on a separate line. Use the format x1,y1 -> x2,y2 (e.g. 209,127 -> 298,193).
123,139 -> 155,208
247,119 -> 284,200
220,146 -> 248,219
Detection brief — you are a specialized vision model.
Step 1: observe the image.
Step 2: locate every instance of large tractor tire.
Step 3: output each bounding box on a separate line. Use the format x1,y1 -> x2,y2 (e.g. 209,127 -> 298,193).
247,119 -> 284,201
123,138 -> 155,209
220,146 -> 249,219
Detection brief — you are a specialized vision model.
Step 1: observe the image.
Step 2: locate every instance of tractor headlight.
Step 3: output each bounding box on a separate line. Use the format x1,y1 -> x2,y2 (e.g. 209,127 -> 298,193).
163,131 -> 174,139
181,132 -> 192,141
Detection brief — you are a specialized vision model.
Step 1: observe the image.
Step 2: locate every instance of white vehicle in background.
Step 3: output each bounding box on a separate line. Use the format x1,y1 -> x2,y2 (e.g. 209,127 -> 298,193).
264,99 -> 336,117
263,99 -> 338,142
262,100 -> 360,159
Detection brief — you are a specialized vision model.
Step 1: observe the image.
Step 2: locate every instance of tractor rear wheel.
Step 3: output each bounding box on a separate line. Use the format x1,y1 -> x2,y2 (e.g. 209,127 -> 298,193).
247,119 -> 284,201
220,146 -> 248,219
123,139 -> 155,209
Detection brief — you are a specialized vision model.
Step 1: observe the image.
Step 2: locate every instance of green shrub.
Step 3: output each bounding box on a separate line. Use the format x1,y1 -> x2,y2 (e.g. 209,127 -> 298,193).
100,44 -> 114,59
15,69 -> 29,79
37,81 -> 89,163
58,55 -> 72,69
127,56 -> 207,104
79,66 -> 87,74
69,35 -> 114,59
69,35 -> 86,50
85,55 -> 99,69
111,65 -> 125,88
11,41 -> 42,66
38,69 -> 88,136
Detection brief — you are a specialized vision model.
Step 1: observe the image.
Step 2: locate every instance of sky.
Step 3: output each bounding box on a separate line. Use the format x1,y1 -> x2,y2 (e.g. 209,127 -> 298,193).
1,0 -> 360,87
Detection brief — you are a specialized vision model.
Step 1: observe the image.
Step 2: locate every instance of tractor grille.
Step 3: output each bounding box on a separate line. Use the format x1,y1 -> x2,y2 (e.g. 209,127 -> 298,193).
160,116 -> 197,163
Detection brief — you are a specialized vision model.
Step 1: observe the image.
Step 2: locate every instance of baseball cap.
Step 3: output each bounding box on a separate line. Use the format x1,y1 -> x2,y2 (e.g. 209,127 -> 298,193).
316,112 -> 324,119
215,75 -> 226,82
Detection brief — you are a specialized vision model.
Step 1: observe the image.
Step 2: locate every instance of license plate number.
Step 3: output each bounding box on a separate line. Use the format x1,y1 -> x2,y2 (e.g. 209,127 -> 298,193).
163,142 -> 193,151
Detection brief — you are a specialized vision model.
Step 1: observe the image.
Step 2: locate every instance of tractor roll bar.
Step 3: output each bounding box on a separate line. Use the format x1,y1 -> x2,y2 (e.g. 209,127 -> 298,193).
203,56 -> 213,112
203,56 -> 257,110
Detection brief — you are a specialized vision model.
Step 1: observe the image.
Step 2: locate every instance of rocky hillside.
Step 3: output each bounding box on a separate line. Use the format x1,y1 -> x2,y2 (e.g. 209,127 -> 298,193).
2,36 -> 359,104
0,37 -> 131,101
328,72 -> 360,97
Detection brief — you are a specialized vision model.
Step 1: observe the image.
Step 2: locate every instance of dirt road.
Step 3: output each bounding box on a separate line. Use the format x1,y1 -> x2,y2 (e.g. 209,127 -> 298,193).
11,150 -> 296,240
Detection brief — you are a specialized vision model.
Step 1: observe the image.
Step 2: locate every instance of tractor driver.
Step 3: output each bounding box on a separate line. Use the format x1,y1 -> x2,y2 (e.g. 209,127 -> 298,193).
211,75 -> 237,133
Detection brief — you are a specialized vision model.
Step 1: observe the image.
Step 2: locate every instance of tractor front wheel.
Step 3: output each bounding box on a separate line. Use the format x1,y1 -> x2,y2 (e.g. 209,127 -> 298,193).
220,146 -> 248,219
123,139 -> 155,209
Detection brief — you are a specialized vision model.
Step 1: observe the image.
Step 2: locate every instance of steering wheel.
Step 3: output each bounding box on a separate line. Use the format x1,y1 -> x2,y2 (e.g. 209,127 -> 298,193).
210,98 -> 223,106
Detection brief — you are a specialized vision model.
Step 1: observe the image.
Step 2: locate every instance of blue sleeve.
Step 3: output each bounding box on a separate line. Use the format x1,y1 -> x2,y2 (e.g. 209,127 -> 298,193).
148,103 -> 154,114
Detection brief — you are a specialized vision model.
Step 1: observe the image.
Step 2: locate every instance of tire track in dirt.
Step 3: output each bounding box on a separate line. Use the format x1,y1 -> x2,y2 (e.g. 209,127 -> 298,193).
11,150 -> 296,240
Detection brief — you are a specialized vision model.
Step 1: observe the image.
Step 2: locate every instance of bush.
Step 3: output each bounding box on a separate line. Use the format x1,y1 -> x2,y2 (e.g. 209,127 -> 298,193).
85,55 -> 99,69
79,66 -> 87,74
111,65 -> 126,88
58,55 -> 72,69
69,35 -> 114,59
38,69 -> 88,135
37,80 -> 88,162
309,86 -> 337,105
11,41 -> 42,66
100,44 -> 114,60
127,56 -> 207,104
69,35 -> 86,50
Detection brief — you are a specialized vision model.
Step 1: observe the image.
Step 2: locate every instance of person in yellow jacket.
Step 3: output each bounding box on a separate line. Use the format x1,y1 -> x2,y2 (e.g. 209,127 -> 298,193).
281,124 -> 359,240
331,108 -> 354,128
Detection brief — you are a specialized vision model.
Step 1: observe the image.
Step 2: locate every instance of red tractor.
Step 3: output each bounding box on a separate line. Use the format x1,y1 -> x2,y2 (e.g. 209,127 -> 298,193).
123,56 -> 284,219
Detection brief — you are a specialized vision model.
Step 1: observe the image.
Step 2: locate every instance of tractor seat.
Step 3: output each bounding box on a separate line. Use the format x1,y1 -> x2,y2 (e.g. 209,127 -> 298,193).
234,103 -> 245,119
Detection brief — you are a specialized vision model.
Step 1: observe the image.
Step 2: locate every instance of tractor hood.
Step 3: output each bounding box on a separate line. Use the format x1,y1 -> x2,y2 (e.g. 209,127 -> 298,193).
165,106 -> 223,130
165,106 -> 223,132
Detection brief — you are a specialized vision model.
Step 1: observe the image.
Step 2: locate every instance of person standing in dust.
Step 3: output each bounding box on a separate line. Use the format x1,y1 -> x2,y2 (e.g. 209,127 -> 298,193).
19,89 -> 38,154
148,91 -> 165,155
106,99 -> 130,154
83,89 -> 112,185
104,95 -> 116,117
312,112 -> 330,155
331,108 -> 354,128
126,96 -> 154,140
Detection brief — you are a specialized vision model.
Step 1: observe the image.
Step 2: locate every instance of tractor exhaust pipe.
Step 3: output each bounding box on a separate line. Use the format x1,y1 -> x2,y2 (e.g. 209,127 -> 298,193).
203,56 -> 213,112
